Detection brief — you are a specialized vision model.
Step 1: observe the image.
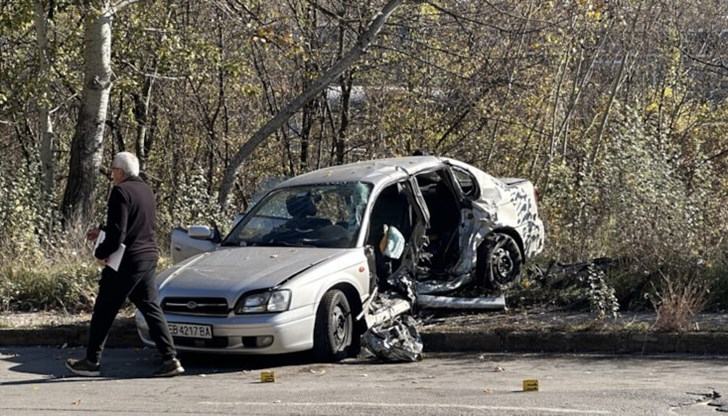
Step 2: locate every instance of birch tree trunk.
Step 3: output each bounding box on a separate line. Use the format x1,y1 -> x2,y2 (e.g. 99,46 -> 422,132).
35,0 -> 54,199
133,76 -> 154,174
61,1 -> 113,223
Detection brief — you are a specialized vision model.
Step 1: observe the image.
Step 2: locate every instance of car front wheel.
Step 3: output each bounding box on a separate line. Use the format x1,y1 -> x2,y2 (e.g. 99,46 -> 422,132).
477,233 -> 523,292
312,289 -> 352,362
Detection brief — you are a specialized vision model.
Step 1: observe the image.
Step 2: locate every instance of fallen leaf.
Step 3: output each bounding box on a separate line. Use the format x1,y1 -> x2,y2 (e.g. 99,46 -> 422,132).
72,399 -> 82,405
483,388 -> 493,394
494,366 -> 505,372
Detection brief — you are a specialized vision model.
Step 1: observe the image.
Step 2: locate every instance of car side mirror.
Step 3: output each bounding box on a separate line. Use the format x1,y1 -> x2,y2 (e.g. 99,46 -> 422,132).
188,225 -> 214,240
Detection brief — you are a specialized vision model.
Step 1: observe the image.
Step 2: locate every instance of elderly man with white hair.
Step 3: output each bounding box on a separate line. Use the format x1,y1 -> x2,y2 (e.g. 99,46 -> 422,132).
66,151 -> 184,377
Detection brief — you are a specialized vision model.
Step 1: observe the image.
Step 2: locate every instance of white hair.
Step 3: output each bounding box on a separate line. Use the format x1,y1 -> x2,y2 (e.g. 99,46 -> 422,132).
112,152 -> 140,177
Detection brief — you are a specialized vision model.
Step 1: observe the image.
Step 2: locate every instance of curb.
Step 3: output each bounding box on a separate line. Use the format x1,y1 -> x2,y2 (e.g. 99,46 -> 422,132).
420,331 -> 728,355
0,320 -> 141,349
2,321 -> 728,355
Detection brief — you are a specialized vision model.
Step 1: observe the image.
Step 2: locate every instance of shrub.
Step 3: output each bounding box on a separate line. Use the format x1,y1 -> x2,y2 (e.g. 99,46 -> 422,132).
585,265 -> 620,320
0,162 -> 47,262
646,260 -> 713,332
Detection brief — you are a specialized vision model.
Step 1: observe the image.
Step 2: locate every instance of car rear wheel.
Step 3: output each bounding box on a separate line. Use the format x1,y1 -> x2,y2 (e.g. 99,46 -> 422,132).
477,233 -> 523,292
312,289 -> 352,362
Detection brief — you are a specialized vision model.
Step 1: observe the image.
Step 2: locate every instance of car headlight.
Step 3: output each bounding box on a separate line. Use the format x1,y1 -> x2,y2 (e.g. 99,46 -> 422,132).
235,289 -> 291,314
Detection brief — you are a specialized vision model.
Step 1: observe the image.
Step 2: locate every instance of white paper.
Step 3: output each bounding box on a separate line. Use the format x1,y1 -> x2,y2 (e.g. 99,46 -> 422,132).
94,230 -> 126,271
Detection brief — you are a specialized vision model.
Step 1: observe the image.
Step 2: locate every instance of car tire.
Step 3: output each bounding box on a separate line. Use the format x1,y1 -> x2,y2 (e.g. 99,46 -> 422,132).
312,289 -> 352,362
477,233 -> 523,292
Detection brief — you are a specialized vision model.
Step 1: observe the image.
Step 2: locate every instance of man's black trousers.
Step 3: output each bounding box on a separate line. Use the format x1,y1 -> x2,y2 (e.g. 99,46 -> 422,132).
86,259 -> 176,363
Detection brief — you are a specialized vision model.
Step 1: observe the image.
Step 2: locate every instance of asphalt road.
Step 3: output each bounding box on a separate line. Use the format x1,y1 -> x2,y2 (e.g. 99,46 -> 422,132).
1,347 -> 726,415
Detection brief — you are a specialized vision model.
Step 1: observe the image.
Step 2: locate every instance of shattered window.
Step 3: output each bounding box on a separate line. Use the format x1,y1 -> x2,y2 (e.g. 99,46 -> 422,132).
451,167 -> 477,198
222,182 -> 371,248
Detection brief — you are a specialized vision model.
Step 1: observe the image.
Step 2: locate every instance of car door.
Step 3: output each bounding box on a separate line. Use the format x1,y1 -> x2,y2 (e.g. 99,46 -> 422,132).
169,212 -> 251,264
169,225 -> 222,264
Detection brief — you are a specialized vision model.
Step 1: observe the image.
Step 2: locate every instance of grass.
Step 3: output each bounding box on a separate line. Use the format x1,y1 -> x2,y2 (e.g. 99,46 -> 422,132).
650,272 -> 710,333
0,261 -> 99,313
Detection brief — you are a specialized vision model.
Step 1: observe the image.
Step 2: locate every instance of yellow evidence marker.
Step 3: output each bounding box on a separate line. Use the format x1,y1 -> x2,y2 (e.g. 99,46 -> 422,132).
522,379 -> 539,392
260,371 -> 276,383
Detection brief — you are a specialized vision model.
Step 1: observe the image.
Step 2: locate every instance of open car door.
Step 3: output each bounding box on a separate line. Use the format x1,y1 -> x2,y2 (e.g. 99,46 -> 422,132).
170,225 -> 222,264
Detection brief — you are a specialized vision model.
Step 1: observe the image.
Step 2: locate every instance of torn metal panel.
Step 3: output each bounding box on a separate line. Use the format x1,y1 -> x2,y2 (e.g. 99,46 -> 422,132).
415,207 -> 491,295
360,292 -> 422,362
416,273 -> 471,295
451,208 -> 492,276
417,294 -> 506,310
387,268 -> 418,303
364,295 -> 411,328
361,315 -> 423,362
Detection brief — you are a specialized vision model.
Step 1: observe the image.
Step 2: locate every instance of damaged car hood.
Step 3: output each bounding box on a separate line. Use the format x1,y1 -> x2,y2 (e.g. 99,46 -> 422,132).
158,246 -> 346,294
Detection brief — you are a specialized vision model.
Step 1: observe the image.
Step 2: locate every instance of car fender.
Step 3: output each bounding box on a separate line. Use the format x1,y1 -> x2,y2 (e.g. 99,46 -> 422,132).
281,249 -> 370,313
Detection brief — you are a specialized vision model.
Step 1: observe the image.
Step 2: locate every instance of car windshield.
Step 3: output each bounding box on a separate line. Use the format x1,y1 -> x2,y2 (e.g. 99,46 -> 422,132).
222,182 -> 372,248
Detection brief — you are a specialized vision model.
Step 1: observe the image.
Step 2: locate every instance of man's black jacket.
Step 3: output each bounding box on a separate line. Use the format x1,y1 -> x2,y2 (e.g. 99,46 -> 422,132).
95,176 -> 158,263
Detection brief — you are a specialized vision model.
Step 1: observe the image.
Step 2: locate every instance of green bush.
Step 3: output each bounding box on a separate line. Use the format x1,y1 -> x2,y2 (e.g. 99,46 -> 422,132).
0,162 -> 47,262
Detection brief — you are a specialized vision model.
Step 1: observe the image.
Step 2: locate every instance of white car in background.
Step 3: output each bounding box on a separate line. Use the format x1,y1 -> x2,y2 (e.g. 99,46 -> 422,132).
136,156 -> 544,361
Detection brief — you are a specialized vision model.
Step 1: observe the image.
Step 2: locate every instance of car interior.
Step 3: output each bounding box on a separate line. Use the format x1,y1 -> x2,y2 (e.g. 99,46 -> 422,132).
416,170 -> 462,275
365,170 -> 463,283
366,183 -> 414,280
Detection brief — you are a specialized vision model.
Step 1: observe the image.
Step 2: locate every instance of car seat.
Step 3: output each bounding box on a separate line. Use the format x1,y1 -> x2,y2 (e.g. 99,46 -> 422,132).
286,193 -> 318,218
285,192 -> 331,230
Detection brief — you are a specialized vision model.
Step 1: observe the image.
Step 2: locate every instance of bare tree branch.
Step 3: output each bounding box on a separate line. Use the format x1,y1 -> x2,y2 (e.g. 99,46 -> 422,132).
217,0 -> 406,206
108,0 -> 145,15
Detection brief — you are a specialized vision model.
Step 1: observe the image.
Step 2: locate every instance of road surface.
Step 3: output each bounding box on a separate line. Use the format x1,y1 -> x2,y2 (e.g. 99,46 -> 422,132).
1,347 -> 726,415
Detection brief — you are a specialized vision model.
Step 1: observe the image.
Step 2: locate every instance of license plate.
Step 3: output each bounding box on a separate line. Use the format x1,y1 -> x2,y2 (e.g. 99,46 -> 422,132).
168,323 -> 212,339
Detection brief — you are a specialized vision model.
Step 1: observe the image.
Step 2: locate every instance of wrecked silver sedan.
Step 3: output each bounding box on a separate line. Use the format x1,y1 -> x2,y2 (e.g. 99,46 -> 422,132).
136,156 -> 544,362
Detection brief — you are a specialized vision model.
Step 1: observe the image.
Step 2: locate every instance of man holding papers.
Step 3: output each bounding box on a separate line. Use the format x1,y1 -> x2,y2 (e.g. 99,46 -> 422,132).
66,152 -> 183,378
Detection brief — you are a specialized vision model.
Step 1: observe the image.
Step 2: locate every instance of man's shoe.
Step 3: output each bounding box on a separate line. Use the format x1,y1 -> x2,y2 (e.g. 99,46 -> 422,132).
66,358 -> 100,377
153,358 -> 184,377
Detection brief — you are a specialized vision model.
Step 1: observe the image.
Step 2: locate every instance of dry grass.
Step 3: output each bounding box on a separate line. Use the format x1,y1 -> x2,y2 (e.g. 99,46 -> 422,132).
651,272 -> 710,333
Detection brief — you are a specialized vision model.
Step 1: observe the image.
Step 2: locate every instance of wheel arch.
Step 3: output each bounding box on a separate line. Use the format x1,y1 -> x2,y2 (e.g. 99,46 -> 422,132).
325,282 -> 366,335
312,282 -> 364,361
489,226 -> 525,258
475,226 -> 526,290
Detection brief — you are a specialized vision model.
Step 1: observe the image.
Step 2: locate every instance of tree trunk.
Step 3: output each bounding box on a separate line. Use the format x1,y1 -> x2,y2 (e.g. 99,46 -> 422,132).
334,9 -> 353,166
217,0 -> 405,207
35,0 -> 54,200
61,0 -> 113,224
335,72 -> 352,165
133,76 -> 154,174
588,4 -> 642,172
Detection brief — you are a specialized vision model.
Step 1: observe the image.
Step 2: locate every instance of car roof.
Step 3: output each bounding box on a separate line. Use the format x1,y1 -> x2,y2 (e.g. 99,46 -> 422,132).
276,156 -> 450,188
